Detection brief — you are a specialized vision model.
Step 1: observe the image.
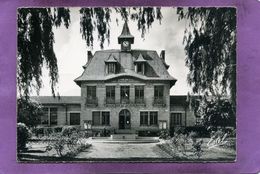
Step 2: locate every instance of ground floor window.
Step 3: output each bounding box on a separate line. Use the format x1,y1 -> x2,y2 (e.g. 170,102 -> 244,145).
70,113 -> 80,125
140,111 -> 158,126
159,120 -> 167,130
150,111 -> 158,125
172,113 -> 182,126
92,111 -> 110,126
84,120 -> 92,129
102,111 -> 110,125
41,108 -> 49,125
140,112 -> 148,125
41,107 -> 57,126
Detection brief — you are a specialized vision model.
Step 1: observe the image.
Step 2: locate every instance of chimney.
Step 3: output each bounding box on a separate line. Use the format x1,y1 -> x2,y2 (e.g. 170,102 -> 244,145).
160,50 -> 165,62
88,51 -> 93,62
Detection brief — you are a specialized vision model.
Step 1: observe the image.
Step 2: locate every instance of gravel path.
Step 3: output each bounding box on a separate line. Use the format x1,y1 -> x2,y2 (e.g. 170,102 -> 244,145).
76,142 -> 172,159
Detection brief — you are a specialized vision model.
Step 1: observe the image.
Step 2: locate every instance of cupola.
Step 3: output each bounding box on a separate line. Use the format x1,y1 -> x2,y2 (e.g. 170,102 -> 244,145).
118,21 -> 134,52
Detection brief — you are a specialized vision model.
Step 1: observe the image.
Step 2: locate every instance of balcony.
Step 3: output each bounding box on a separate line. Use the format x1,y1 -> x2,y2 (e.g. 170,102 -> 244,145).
105,97 -> 116,105
153,97 -> 166,107
120,98 -> 130,104
135,98 -> 145,106
85,97 -> 98,107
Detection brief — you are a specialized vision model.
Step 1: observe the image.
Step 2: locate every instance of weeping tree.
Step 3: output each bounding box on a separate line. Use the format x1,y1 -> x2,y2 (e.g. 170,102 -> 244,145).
177,7 -> 236,107
17,8 -> 70,98
17,7 -> 162,98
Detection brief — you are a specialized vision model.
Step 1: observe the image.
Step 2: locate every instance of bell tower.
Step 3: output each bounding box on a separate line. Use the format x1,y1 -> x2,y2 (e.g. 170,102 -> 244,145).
118,21 -> 134,52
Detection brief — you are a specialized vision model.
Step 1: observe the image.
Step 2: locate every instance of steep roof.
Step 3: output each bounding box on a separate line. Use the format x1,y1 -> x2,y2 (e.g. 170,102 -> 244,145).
30,96 -> 81,105
118,22 -> 134,43
75,49 -> 177,86
134,54 -> 147,63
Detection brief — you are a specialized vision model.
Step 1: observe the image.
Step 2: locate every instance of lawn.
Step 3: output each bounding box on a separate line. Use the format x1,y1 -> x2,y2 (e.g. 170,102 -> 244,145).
17,137 -> 236,162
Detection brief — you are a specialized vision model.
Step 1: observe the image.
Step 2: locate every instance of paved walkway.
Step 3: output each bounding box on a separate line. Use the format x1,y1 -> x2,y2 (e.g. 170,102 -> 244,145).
76,142 -> 172,159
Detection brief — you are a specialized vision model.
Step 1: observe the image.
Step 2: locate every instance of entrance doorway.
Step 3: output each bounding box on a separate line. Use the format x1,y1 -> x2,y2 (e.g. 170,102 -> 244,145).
119,109 -> 131,129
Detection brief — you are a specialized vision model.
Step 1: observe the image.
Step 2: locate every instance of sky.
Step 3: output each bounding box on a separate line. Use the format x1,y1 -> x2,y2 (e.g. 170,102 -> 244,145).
36,7 -> 192,96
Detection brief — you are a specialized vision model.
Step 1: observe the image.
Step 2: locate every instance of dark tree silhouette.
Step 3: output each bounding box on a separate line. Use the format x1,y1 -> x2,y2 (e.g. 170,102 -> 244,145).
177,7 -> 236,107
17,8 -> 70,98
17,7 -> 162,97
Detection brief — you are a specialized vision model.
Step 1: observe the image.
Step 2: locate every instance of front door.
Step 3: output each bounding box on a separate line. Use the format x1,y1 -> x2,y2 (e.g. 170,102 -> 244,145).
119,109 -> 131,129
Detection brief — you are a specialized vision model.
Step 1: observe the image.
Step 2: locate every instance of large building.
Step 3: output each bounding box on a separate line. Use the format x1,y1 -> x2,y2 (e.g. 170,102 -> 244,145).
32,22 -> 198,136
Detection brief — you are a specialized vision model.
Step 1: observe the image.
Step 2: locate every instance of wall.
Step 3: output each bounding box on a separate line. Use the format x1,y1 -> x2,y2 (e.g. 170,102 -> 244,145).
80,77 -> 171,132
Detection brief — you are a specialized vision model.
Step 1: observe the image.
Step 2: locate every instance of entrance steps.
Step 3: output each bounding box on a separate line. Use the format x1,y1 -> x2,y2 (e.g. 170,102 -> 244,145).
111,134 -> 137,140
115,129 -> 136,134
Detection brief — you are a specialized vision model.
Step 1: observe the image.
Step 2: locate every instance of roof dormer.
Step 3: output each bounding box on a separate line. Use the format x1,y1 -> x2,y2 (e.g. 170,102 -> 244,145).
134,54 -> 147,75
105,54 -> 118,74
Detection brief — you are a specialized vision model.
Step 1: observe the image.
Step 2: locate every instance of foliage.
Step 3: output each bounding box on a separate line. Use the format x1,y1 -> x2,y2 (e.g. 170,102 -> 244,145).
61,126 -> 79,137
17,8 -> 70,97
17,123 -> 32,152
177,7 -> 236,107
17,7 -> 162,97
79,7 -> 162,49
159,130 -> 171,140
197,96 -> 236,129
191,139 -> 203,159
17,97 -> 43,127
46,131 -> 90,157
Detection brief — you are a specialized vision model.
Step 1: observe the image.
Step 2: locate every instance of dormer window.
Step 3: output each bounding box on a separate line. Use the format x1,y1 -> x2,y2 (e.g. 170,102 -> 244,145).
105,54 -> 118,75
134,54 -> 147,75
108,63 -> 116,74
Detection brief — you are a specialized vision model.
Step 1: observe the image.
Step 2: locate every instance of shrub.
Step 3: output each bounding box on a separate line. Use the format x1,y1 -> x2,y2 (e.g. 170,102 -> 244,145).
61,126 -> 79,137
159,130 -> 170,140
17,123 -> 31,152
192,139 -> 204,159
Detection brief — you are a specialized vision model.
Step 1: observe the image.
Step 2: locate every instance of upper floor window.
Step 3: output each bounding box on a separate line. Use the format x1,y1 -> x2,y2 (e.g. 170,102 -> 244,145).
121,86 -> 130,103
135,86 -> 144,103
154,85 -> 164,99
107,63 -> 116,74
87,86 -> 96,99
136,63 -> 144,74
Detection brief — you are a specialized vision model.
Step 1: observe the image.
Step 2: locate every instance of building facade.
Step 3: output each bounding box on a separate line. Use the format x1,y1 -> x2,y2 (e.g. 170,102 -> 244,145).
32,22 -> 198,135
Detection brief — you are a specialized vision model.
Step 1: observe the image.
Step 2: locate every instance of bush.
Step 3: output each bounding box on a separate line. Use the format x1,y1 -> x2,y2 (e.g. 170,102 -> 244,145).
159,130 -> 170,139
185,126 -> 210,137
61,126 -> 79,137
17,123 -> 31,152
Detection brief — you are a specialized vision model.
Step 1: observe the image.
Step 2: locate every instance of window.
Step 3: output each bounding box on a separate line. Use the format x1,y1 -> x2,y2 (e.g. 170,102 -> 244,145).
92,111 -> 101,125
108,63 -> 116,74
41,108 -> 49,125
154,86 -> 164,99
159,120 -> 167,130
106,86 -> 115,103
140,112 -> 148,125
121,86 -> 130,103
50,108 -> 57,125
172,113 -> 182,126
150,111 -> 158,125
102,112 -> 110,125
84,120 -> 92,129
137,63 -> 143,73
92,111 -> 110,126
87,86 -> 96,99
70,113 -> 80,125
135,86 -> 144,103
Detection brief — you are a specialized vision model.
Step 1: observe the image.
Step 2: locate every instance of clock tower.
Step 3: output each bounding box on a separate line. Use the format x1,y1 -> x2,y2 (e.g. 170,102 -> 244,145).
118,21 -> 134,52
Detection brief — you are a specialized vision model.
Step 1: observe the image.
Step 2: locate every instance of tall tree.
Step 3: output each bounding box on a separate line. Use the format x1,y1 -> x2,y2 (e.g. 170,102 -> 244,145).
177,7 -> 236,107
17,7 -> 162,97
17,8 -> 70,98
